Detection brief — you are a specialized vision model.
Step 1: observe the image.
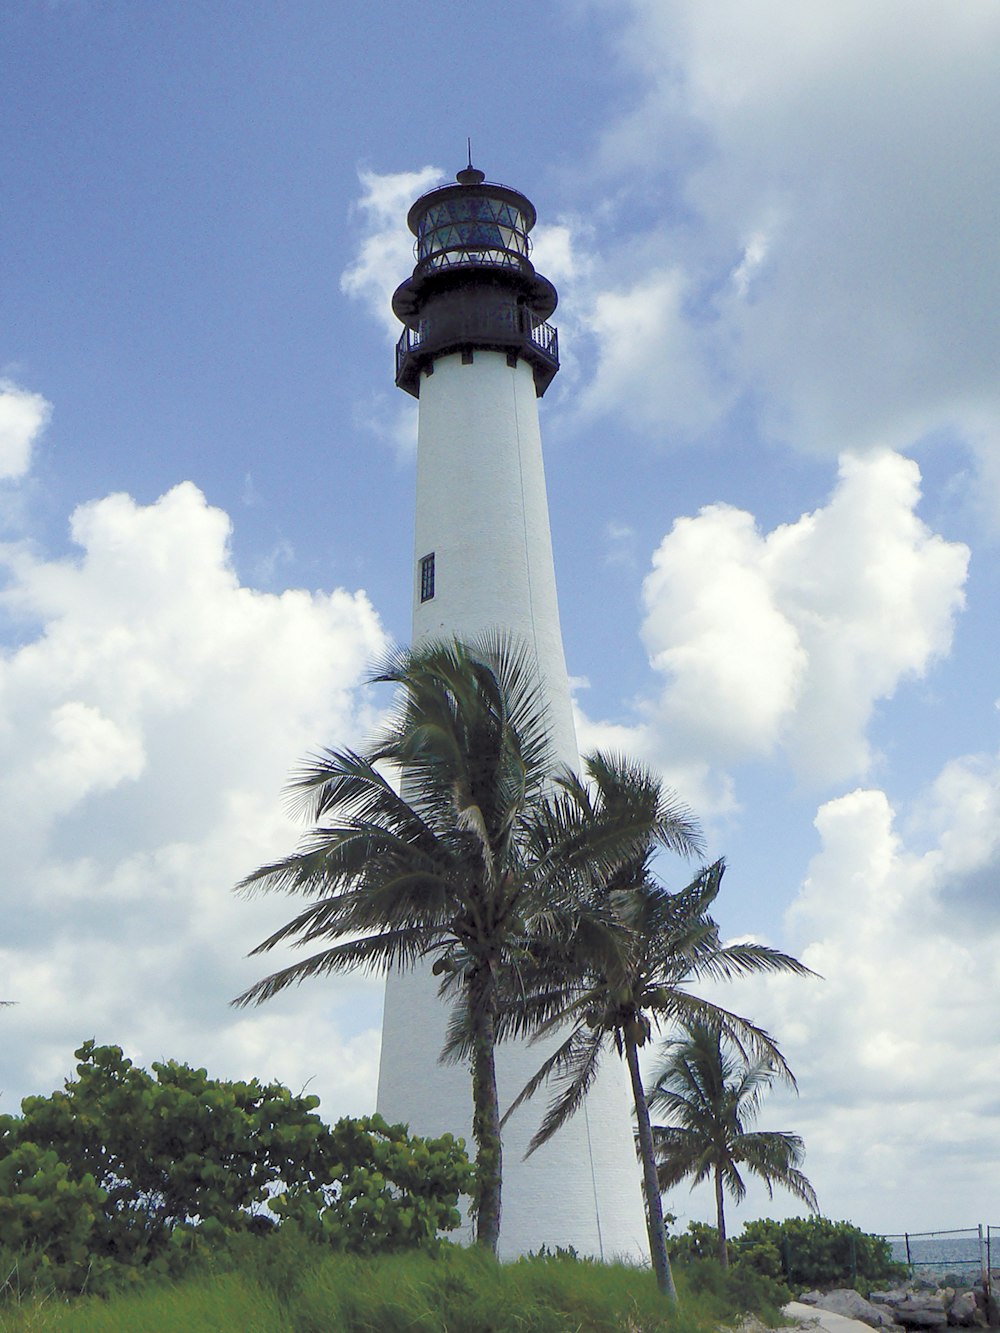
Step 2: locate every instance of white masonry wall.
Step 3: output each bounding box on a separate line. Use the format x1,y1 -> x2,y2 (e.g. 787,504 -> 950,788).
376,349 -> 648,1262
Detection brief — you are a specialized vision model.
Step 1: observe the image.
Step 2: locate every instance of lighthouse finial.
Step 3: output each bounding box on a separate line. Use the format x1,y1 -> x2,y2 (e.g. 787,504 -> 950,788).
456,143 -> 486,187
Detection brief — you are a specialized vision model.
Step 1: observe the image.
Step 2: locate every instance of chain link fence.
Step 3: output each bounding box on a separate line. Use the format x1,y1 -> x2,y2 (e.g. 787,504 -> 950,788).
885,1227 -> 993,1291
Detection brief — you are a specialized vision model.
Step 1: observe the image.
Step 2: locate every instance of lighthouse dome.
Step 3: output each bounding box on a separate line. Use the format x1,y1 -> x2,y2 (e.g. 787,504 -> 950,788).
409,172 -> 535,276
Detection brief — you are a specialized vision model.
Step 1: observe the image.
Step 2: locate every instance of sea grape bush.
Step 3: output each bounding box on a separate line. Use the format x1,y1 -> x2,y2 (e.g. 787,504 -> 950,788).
666,1216 -> 906,1302
272,1115 -> 473,1254
737,1216 -> 906,1289
0,1043 -> 472,1295
5,1042 -> 333,1263
0,1141 -> 111,1294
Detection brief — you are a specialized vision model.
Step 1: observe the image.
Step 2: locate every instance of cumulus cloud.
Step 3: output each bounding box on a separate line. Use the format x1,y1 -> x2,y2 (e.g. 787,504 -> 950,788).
576,1 -> 1000,485
579,268 -> 726,435
638,450 -> 968,784
707,763 -> 1000,1232
340,166 -> 444,342
0,380 -> 50,480
0,480 -> 390,1114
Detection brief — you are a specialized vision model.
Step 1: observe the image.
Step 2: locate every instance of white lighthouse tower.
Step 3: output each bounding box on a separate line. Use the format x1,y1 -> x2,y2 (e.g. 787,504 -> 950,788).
375,164 -> 647,1261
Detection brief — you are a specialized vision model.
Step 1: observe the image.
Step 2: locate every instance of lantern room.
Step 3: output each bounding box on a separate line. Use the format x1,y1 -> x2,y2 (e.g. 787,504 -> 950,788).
392,165 -> 559,399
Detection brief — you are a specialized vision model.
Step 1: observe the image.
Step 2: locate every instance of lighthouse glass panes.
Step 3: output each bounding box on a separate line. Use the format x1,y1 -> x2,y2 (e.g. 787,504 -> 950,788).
416,197 -> 531,272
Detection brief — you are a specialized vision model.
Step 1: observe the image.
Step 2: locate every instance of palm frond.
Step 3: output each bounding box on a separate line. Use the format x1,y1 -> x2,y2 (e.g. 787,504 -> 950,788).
517,1025 -> 609,1157
232,925 -> 444,1007
583,751 -> 705,859
652,1124 -> 714,1192
647,1019 -> 817,1217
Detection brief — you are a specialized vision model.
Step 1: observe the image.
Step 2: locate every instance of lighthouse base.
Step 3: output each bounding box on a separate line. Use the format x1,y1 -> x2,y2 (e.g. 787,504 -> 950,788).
377,961 -> 649,1263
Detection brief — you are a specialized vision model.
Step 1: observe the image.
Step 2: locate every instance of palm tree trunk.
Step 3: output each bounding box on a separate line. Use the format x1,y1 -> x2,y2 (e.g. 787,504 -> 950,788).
625,1034 -> 678,1303
714,1165 -> 728,1268
470,967 -> 502,1256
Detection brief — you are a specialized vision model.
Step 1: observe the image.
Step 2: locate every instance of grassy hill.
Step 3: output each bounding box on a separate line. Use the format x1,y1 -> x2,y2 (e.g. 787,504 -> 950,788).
0,1238 -> 786,1333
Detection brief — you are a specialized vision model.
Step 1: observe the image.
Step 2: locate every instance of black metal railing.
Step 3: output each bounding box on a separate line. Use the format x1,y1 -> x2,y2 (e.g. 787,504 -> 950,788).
395,307 -> 558,384
528,315 -> 558,363
395,322 -> 427,382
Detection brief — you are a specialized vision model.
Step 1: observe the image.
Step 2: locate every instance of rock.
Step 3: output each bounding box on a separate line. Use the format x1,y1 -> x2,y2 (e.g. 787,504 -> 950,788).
808,1289 -> 896,1328
871,1291 -> 912,1308
892,1296 -> 949,1328
946,1292 -> 984,1328
792,1277 -> 991,1333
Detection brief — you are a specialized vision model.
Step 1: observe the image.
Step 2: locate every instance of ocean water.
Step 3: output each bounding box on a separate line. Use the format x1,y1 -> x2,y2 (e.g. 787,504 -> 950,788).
887,1230 -> 991,1278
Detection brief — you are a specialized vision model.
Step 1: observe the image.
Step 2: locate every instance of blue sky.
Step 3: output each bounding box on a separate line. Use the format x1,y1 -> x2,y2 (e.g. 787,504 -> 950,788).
2,1 -> 998,1238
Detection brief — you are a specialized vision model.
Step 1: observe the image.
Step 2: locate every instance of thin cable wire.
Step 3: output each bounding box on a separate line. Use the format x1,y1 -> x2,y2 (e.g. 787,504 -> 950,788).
583,1094 -> 605,1262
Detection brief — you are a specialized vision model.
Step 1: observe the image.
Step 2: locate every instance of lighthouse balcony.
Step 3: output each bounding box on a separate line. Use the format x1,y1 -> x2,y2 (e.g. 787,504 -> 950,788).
395,305 -> 559,399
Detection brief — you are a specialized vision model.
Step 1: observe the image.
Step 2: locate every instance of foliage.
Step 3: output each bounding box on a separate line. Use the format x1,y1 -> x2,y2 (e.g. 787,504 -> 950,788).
501,754 -> 812,1299
667,1221 -> 791,1313
270,1114 -> 473,1254
737,1216 -> 907,1290
0,1239 -> 789,1333
667,1219 -> 728,1264
0,1142 -> 111,1296
0,1041 -> 333,1269
233,635 -> 673,1256
650,1020 -> 818,1265
0,1044 -> 471,1298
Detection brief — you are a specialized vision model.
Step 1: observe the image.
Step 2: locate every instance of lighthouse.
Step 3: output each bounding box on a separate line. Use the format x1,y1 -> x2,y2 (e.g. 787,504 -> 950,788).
375,165 -> 647,1260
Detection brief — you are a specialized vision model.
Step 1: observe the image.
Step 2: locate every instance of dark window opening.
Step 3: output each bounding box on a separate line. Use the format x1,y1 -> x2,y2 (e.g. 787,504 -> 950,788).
419,552 -> 435,602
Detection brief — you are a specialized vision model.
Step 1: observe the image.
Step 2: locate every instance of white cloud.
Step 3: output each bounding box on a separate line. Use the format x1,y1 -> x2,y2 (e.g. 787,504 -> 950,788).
352,389 -> 418,460
578,268 -> 727,437
571,703 -> 738,825
531,221 -> 586,290
638,450 -> 968,784
0,480 -> 391,1116
708,764 -> 1000,1232
0,380 -> 50,480
340,166 -> 444,342
578,1 -> 1000,485
730,229 -> 771,299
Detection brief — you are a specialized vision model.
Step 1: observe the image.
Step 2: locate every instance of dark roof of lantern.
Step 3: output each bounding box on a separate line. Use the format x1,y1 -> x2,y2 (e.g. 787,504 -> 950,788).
406,167 -> 537,236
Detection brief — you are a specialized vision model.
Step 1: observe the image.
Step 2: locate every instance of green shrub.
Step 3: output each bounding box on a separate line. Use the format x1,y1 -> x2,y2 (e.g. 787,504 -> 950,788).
738,1217 -> 907,1290
0,1043 -> 472,1297
667,1223 -> 792,1318
271,1113 -> 472,1254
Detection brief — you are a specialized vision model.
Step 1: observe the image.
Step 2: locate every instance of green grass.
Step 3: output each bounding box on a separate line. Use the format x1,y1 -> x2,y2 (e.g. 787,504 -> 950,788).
0,1271 -> 285,1333
0,1239 -> 775,1333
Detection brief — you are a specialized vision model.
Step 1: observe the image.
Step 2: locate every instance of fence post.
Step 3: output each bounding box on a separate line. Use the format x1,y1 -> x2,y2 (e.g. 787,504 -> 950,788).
905,1233 -> 912,1270
979,1225 -> 987,1290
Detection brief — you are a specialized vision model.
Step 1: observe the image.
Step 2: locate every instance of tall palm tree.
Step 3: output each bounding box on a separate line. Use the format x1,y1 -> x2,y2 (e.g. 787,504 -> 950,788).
649,1020 -> 819,1267
232,635 -> 670,1256
501,754 -> 814,1300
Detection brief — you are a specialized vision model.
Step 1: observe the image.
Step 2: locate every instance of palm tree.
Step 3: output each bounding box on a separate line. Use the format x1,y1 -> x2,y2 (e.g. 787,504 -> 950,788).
232,635 -> 671,1256
649,1020 -> 819,1267
501,754 -> 814,1301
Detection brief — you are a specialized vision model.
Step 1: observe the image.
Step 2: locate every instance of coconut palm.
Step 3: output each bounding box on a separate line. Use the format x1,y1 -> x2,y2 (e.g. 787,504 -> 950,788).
501,754 -> 814,1300
232,635 -> 674,1256
649,1019 -> 819,1267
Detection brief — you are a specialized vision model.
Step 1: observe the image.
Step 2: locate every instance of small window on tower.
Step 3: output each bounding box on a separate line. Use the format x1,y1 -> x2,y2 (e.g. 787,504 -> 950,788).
419,552 -> 435,602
